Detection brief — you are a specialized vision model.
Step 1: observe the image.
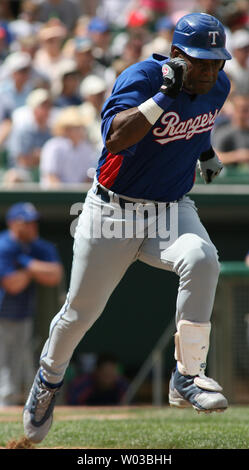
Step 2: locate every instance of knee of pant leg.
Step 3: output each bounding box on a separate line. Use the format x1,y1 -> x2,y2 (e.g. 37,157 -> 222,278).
58,304 -> 100,338
65,296 -> 103,333
203,244 -> 220,277
179,243 -> 220,280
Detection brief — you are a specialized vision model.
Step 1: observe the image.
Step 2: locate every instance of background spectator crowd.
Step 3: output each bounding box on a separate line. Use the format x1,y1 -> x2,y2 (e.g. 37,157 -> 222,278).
0,0 -> 248,187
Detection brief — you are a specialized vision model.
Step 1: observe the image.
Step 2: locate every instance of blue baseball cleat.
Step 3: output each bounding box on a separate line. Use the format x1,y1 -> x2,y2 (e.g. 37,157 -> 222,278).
169,368 -> 228,413
23,369 -> 63,443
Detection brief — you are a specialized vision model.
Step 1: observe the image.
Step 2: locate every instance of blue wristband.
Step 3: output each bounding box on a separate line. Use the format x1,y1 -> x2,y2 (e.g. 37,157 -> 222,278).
152,92 -> 175,111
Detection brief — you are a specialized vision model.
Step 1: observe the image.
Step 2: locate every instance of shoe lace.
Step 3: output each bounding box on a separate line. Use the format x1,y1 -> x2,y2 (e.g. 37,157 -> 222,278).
34,382 -> 58,421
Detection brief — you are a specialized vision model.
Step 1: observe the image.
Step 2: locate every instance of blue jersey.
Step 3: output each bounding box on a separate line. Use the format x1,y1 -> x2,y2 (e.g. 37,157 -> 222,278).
97,54 -> 230,202
0,230 -> 60,320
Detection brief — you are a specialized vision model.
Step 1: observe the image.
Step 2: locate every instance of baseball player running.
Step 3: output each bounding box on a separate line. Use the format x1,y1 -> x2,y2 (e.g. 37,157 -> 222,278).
24,13 -> 232,443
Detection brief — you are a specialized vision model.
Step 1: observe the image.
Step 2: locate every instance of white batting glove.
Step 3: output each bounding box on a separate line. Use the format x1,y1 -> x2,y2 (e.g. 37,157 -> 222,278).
198,148 -> 223,184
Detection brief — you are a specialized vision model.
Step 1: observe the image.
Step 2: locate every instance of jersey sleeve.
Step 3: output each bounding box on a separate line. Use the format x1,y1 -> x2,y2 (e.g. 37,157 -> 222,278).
30,238 -> 61,263
0,245 -> 17,279
101,65 -> 154,146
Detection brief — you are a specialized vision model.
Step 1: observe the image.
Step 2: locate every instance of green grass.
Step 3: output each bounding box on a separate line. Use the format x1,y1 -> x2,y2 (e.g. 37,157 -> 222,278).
1,406 -> 249,449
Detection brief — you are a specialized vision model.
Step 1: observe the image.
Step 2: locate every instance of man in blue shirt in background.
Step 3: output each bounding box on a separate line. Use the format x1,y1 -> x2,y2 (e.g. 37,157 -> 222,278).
0,202 -> 63,406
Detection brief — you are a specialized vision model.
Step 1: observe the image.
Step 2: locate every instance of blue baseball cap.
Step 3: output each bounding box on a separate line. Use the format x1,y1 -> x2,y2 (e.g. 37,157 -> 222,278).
88,17 -> 110,33
156,16 -> 174,32
74,36 -> 93,52
6,202 -> 40,223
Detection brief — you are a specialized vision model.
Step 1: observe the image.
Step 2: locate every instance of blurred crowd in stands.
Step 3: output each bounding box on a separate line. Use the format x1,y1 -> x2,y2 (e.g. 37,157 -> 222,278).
0,0 -> 248,187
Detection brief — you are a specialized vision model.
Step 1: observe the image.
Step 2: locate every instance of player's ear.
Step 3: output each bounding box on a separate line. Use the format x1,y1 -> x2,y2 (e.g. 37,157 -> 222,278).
171,46 -> 186,60
171,46 -> 179,58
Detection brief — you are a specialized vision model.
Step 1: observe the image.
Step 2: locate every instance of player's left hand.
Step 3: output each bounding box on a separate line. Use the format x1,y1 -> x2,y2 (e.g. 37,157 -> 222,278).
198,147 -> 223,184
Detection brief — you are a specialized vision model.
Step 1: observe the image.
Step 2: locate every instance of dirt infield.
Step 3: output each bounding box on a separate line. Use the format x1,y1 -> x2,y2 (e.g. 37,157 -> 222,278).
0,405 -> 152,422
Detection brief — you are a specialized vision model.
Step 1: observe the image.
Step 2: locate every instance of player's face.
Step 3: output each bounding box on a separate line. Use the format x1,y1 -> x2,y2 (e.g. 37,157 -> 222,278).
8,220 -> 39,242
183,55 -> 223,94
172,48 -> 223,94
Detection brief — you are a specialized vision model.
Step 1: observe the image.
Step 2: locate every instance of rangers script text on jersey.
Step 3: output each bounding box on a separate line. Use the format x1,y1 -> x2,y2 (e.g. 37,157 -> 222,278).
97,54 -> 230,202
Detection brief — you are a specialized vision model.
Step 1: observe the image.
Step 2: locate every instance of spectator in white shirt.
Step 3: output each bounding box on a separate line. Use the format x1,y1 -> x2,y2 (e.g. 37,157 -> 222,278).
79,74 -> 108,153
5,88 -> 52,181
224,29 -> 249,94
33,18 -> 67,81
9,0 -> 42,41
40,106 -> 98,187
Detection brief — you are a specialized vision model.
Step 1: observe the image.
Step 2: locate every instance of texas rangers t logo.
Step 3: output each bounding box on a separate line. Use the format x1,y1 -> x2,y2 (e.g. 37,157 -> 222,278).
209,31 -> 219,45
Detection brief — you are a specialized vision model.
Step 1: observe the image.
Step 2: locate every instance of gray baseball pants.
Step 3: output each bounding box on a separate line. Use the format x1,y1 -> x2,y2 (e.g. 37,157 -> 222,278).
40,184 -> 220,385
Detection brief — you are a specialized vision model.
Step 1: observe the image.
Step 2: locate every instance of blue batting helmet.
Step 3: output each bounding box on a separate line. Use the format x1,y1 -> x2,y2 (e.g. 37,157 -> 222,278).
172,13 -> 232,60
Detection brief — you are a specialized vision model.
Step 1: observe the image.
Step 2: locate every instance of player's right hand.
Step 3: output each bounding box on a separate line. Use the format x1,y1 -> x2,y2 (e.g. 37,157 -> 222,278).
160,58 -> 187,99
198,148 -> 223,184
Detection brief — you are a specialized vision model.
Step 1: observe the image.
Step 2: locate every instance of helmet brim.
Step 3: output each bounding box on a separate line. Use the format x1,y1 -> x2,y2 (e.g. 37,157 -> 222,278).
174,43 -> 232,60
